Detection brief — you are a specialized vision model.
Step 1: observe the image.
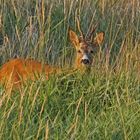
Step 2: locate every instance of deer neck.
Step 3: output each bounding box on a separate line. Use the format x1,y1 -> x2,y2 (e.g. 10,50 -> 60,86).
44,64 -> 61,75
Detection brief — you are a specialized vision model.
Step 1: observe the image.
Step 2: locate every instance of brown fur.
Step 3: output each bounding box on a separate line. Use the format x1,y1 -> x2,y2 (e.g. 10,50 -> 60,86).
0,28 -> 104,89
0,58 -> 60,88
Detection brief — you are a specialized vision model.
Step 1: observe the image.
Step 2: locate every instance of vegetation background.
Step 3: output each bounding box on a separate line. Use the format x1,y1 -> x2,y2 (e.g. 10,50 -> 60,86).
0,0 -> 140,139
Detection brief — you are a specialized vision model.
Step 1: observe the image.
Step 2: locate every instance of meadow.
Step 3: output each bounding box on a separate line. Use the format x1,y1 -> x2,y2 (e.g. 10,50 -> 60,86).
0,0 -> 140,139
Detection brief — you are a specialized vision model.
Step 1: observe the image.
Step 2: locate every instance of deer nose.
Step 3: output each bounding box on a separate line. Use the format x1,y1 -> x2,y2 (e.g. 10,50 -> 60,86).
82,59 -> 90,64
81,54 -> 90,65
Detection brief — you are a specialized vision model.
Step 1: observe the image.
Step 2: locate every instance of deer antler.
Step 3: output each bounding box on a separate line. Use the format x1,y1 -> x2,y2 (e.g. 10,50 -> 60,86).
87,23 -> 98,40
76,17 -> 84,39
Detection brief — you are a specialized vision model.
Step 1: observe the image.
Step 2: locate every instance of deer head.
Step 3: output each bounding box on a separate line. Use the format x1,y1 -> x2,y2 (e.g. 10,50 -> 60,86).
69,20 -> 104,71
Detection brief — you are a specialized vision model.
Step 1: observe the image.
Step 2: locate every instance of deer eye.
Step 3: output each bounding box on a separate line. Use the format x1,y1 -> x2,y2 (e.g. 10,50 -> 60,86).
78,50 -> 81,53
90,50 -> 94,53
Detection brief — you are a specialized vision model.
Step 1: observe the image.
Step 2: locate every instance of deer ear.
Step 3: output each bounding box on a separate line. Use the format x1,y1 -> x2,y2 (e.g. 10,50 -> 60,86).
93,32 -> 104,46
69,28 -> 79,48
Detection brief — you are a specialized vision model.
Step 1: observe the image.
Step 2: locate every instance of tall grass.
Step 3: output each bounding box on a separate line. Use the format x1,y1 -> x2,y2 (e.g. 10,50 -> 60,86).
0,0 -> 140,139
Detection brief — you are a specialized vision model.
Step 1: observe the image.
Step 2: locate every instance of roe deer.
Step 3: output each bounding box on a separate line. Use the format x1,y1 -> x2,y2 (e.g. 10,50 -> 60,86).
0,22 -> 104,89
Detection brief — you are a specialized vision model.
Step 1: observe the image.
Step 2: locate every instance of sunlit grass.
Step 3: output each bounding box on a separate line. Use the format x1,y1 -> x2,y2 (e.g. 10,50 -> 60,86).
0,0 -> 140,139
